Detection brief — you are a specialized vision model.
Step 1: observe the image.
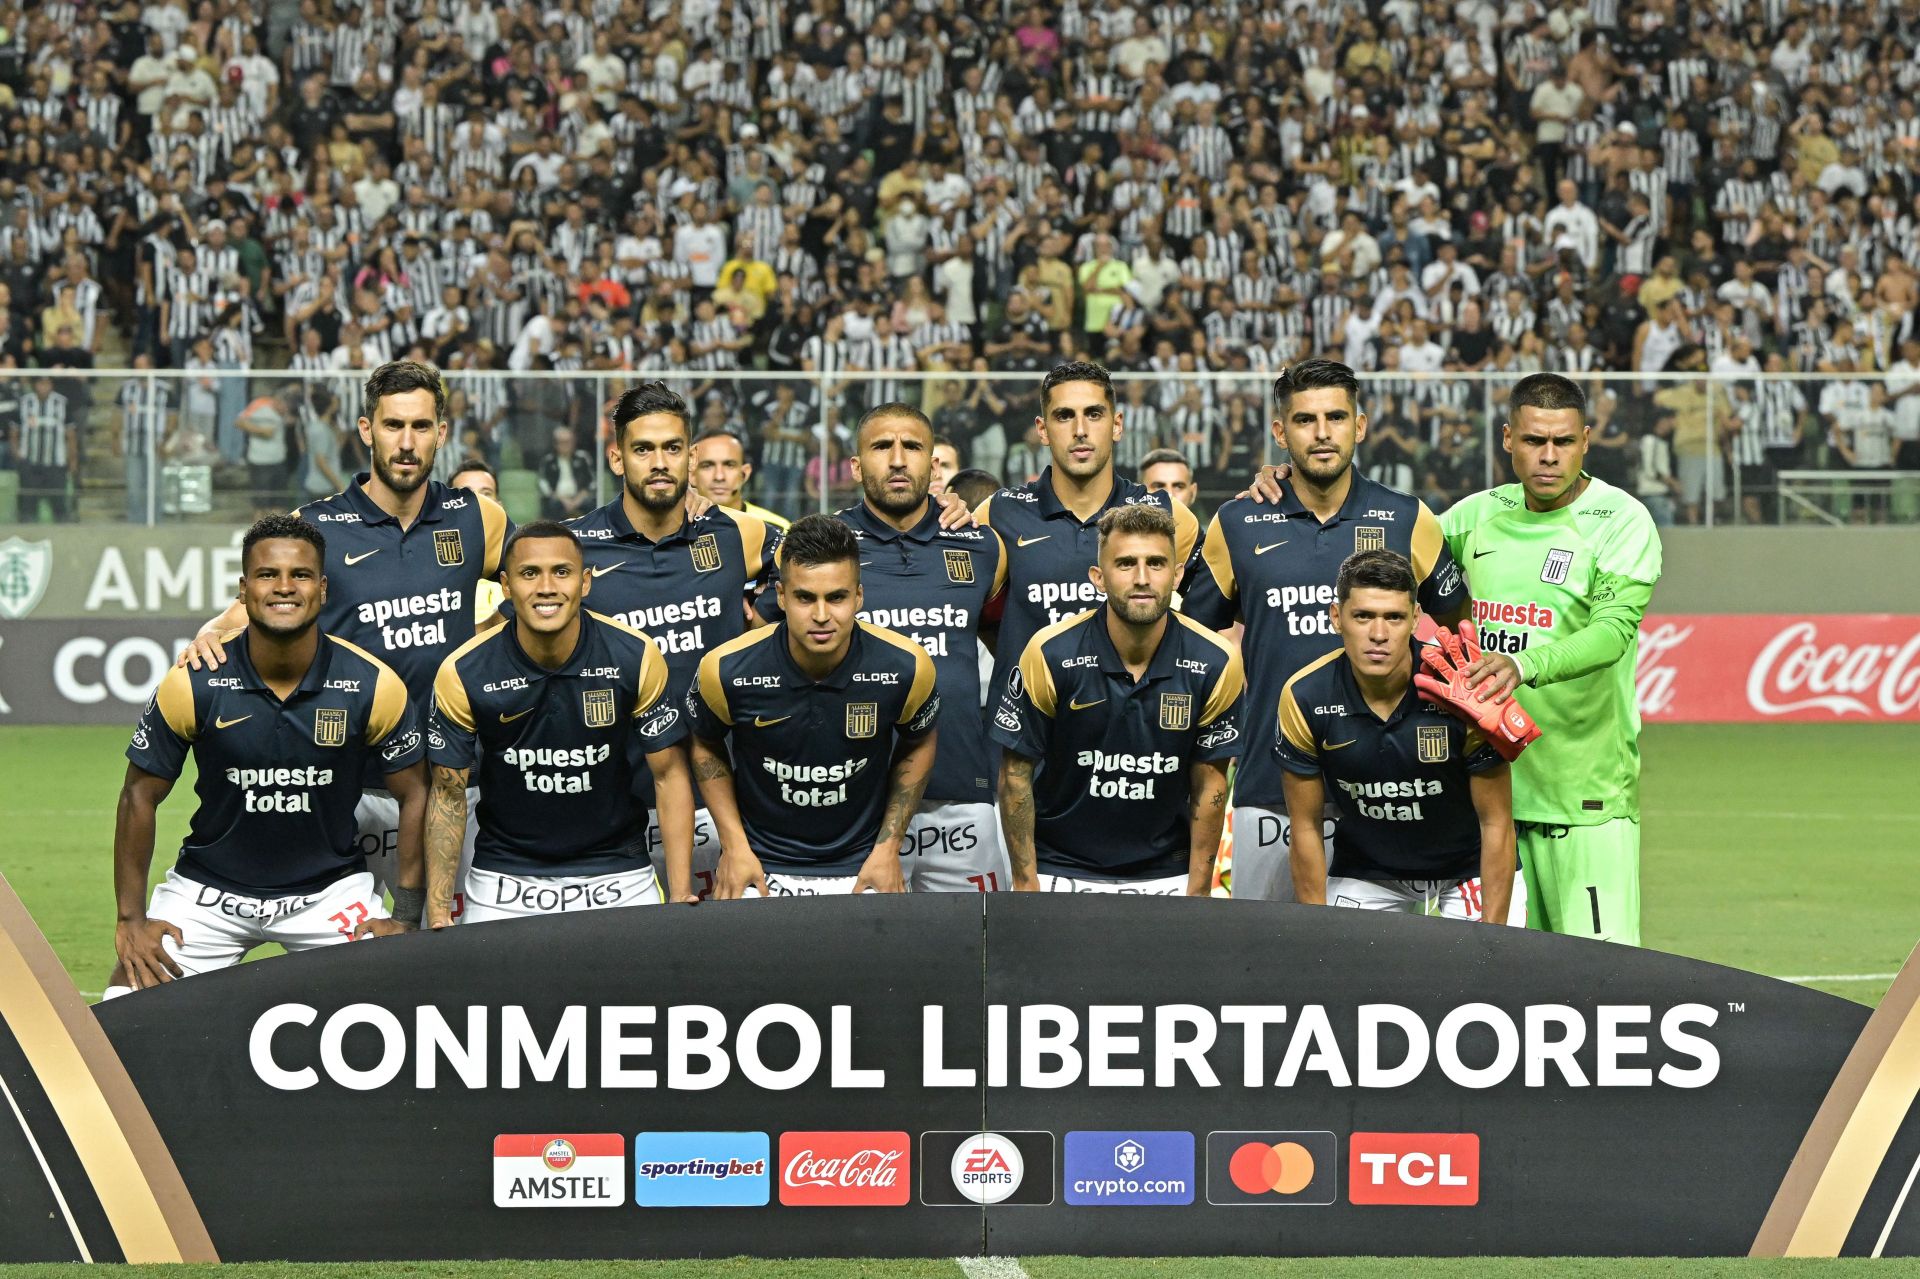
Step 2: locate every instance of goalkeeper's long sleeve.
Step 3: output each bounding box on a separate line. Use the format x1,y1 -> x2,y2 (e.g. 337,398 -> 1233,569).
1513,574 -> 1654,687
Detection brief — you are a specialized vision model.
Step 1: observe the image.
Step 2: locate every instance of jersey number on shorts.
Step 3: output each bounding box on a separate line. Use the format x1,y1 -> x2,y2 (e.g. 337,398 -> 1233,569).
329,901 -> 371,938
966,873 -> 1000,892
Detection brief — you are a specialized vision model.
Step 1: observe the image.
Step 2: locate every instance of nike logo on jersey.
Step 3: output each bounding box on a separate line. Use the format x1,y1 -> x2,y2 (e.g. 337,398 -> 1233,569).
753,715 -> 792,727
592,561 -> 627,574
344,550 -> 380,565
1017,535 -> 1052,547
1069,696 -> 1106,710
214,714 -> 251,729
1323,739 -> 1356,750
499,707 -> 534,723
1472,549 -> 1497,559
1255,540 -> 1289,554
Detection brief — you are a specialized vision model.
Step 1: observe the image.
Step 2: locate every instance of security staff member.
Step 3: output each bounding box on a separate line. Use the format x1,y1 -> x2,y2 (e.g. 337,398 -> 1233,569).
990,504 -> 1243,894
109,516 -> 426,995
1183,358 -> 1470,901
180,360 -> 510,913
976,360 -> 1199,709
1277,550 -> 1517,923
425,521 -> 695,925
757,402 -> 1011,891
562,381 -> 780,899
689,515 -> 940,897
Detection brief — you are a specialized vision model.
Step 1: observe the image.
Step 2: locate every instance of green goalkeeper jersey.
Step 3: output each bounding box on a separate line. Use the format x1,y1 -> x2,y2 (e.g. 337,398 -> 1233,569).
1440,475 -> 1662,827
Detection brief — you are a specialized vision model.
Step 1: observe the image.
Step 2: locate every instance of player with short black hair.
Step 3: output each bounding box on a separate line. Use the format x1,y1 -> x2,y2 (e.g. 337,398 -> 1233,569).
1277,549 -> 1517,922
110,516 -> 425,993
425,520 -> 694,924
947,468 -> 1003,508
690,514 -> 941,896
991,503 -> 1243,894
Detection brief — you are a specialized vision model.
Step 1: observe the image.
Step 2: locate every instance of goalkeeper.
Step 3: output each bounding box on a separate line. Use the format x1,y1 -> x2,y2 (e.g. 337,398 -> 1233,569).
1436,372 -> 1662,944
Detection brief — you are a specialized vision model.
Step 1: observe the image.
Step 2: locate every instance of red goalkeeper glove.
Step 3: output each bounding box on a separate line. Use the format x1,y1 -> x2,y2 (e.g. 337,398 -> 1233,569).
1414,620 -> 1543,761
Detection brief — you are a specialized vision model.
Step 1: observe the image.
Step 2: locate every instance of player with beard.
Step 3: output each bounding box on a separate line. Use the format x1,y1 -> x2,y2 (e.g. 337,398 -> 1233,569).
976,361 -> 1199,712
756,403 -> 1011,890
558,382 -> 780,899
178,360 -> 510,924
990,504 -> 1243,894
1186,359 -> 1474,905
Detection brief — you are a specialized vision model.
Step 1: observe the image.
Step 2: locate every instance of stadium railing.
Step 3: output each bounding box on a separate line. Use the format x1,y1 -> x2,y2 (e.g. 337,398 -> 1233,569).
8,370 -> 1917,528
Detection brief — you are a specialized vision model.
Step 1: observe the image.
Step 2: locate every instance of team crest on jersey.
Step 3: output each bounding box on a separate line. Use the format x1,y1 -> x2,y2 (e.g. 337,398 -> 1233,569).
1417,724 -> 1450,763
1159,693 -> 1191,732
1354,526 -> 1386,552
846,702 -> 878,738
582,688 -> 616,728
433,529 -> 464,567
314,708 -> 348,747
942,548 -> 975,584
690,533 -> 722,573
1541,548 -> 1574,585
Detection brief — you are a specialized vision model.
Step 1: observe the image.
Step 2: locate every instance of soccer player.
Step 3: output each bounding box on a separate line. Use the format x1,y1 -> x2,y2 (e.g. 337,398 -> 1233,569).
689,515 -> 940,897
1187,359 -> 1471,901
976,360 -> 1199,709
757,403 -> 1011,891
690,427 -> 793,530
178,360 -> 509,920
947,468 -> 1003,509
450,458 -> 506,623
929,436 -> 963,496
1139,447 -> 1197,508
990,504 -> 1243,894
109,516 -> 425,993
561,382 -> 780,898
1277,550 -> 1516,923
1436,372 -> 1662,943
424,521 -> 695,925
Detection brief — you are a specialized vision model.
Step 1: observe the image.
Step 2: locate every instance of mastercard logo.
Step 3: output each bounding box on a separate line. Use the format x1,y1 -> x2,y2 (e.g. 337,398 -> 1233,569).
1228,1140 -> 1318,1195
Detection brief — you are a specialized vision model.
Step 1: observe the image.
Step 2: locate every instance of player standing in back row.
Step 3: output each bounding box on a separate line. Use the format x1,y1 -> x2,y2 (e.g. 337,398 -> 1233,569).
1437,372 -> 1662,943
976,361 -> 1199,709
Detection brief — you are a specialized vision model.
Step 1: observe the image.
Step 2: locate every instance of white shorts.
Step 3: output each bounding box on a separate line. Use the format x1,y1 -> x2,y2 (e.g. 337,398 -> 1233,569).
356,788 -> 478,922
646,807 -> 721,900
460,864 -> 662,924
1230,805 -> 1337,903
743,854 -> 919,896
1328,872 -> 1528,926
1038,872 -> 1189,895
906,801 -> 1010,892
140,868 -> 385,977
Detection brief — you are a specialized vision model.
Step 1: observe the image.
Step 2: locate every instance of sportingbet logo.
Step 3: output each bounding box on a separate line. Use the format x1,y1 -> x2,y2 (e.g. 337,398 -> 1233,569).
633,1131 -> 769,1207
492,1133 -> 624,1207
1065,1131 -> 1194,1206
777,1131 -> 909,1206
1348,1132 -> 1479,1206
1746,621 -> 1920,717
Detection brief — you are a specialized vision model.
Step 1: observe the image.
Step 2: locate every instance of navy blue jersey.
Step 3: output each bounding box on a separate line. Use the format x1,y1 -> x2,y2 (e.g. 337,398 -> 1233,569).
1180,474 -> 1467,807
988,607 -> 1244,880
127,630 -> 421,896
428,611 -> 684,876
975,468 -> 1199,708
754,502 -> 1007,804
1276,650 -> 1504,882
688,622 -> 939,875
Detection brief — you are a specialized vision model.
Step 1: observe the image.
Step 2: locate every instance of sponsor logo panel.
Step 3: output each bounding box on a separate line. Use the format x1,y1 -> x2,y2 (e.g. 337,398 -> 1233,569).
777,1131 -> 910,1206
633,1131 -> 769,1207
492,1133 -> 625,1207
1348,1132 -> 1480,1206
1063,1131 -> 1194,1206
920,1131 -> 1055,1206
1204,1131 -> 1338,1206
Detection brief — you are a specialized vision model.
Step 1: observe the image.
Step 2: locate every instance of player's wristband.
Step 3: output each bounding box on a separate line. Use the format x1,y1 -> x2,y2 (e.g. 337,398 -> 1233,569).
388,885 -> 426,928
1512,652 -> 1534,686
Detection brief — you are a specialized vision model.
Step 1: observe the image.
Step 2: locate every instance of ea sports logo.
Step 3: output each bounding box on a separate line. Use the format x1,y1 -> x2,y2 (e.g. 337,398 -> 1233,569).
950,1132 -> 1024,1204
1229,1139 -> 1316,1195
542,1138 -> 577,1172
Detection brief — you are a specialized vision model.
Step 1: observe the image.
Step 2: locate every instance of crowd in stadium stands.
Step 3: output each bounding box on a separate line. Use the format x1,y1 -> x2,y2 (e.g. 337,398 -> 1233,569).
1,0 -> 1920,524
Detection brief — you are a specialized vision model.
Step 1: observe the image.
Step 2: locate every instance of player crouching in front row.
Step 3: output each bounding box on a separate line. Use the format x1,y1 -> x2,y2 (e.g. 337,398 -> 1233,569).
1278,550 -> 1521,924
991,504 -> 1245,895
424,521 -> 696,925
108,516 -> 426,995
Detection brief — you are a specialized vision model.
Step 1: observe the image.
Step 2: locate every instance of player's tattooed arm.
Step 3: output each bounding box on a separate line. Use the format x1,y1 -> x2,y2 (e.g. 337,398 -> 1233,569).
1281,771 -> 1330,905
859,730 -> 938,894
690,736 -> 766,900
113,765 -> 183,989
424,765 -> 469,929
1185,759 -> 1231,897
999,751 -> 1041,892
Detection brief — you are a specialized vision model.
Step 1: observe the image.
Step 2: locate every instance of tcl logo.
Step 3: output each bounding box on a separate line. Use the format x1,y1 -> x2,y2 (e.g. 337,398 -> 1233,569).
1347,1133 -> 1479,1206
777,1131 -> 910,1206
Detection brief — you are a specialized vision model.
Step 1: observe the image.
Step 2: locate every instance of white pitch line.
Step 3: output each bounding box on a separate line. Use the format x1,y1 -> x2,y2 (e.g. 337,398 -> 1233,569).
0,1073 -> 92,1262
1774,972 -> 1900,984
1873,1149 -> 1920,1257
958,1257 -> 1032,1279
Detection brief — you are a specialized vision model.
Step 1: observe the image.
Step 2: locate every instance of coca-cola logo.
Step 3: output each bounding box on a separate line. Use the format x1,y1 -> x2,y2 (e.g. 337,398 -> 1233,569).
1635,623 -> 1694,718
776,1131 -> 911,1206
1747,621 -> 1920,717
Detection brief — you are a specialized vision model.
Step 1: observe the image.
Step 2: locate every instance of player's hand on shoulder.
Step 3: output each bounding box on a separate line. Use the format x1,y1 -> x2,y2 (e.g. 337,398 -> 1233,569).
354,916 -> 414,939
933,491 -> 977,530
1240,462 -> 1291,503
176,629 -> 229,670
685,488 -> 715,519
115,916 -> 183,987
714,845 -> 767,900
854,847 -> 906,894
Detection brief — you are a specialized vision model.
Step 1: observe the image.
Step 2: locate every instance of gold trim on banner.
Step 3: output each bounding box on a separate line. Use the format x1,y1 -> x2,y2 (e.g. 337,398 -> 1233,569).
1753,939 -> 1920,1256
0,874 -> 217,1262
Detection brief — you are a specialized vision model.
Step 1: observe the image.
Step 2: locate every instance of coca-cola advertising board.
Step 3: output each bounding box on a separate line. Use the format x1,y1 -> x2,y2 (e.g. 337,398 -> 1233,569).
1636,614 -> 1920,722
